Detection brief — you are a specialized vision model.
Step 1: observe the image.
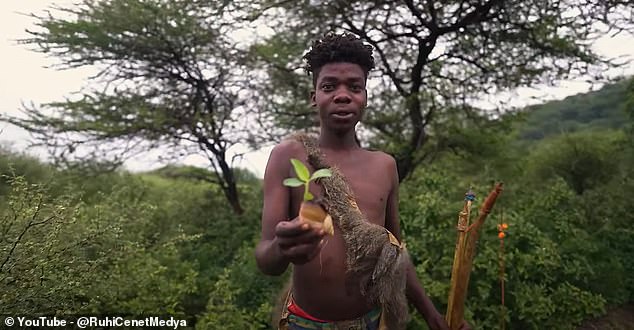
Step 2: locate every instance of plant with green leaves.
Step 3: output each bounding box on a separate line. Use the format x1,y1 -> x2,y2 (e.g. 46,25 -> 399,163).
282,158 -> 334,235
282,158 -> 332,201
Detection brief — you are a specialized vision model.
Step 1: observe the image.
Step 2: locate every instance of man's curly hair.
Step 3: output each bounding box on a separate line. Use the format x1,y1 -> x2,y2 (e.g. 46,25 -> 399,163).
303,32 -> 375,86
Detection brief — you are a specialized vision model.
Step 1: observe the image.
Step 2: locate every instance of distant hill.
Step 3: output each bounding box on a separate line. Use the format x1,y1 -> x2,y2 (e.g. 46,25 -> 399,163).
518,78 -> 630,140
148,164 -> 260,184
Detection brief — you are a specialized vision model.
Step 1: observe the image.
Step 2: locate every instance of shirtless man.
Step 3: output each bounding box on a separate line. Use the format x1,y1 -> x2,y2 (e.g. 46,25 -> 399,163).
255,33 -> 462,330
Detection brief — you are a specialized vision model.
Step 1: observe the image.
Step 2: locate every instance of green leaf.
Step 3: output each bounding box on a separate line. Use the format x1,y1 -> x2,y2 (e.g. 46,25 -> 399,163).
290,158 -> 310,182
304,191 -> 314,201
282,178 -> 304,187
310,168 -> 332,180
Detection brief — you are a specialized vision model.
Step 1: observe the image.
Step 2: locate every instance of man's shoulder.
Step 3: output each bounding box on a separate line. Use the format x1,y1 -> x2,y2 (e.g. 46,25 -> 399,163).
264,138 -> 307,181
271,137 -> 305,158
361,148 -> 397,168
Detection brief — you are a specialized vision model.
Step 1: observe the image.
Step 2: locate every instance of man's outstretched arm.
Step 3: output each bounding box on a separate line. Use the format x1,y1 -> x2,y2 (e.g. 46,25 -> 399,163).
255,143 -> 293,276
255,141 -> 325,276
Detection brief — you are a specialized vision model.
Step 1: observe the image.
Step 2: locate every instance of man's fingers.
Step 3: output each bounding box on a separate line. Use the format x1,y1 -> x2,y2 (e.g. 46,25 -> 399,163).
277,228 -> 324,247
280,241 -> 323,261
277,231 -> 324,249
275,219 -> 310,237
275,217 -> 326,264
276,219 -> 325,248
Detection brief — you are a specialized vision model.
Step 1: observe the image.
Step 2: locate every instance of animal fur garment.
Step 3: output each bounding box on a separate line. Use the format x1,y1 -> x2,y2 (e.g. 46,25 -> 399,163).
294,133 -> 410,329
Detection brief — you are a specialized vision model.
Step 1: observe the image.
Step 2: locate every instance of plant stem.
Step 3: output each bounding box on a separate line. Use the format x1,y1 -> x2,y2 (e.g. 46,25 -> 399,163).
499,208 -> 506,330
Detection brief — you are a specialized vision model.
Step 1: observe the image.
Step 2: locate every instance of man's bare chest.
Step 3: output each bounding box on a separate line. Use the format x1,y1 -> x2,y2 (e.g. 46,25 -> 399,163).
289,159 -> 390,225
338,168 -> 390,225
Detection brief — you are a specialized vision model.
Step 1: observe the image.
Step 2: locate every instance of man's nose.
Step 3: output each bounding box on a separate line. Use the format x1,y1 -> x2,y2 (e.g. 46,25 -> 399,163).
333,87 -> 351,103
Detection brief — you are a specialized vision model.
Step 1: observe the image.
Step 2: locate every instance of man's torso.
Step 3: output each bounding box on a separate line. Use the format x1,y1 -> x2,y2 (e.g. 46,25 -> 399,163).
285,139 -> 394,320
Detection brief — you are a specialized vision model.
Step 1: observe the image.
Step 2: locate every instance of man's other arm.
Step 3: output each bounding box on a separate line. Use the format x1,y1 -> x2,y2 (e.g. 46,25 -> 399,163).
383,155 -> 447,329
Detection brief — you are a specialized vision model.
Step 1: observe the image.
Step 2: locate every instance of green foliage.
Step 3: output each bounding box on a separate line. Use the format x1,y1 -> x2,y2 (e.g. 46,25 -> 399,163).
1,175 -> 87,314
197,242 -> 288,330
524,130 -> 624,194
395,96 -> 634,327
400,173 -> 614,329
0,172 -> 201,316
0,149 -> 54,194
0,149 -> 263,321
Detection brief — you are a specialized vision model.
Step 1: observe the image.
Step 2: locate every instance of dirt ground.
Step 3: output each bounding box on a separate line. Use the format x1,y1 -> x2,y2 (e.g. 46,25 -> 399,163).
577,304 -> 634,330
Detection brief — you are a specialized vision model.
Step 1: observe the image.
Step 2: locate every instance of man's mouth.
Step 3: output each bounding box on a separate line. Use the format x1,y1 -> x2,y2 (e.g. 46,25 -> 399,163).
331,111 -> 355,120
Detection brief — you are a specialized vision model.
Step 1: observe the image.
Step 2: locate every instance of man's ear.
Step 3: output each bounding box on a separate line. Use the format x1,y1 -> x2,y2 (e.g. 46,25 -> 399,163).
363,89 -> 368,108
310,91 -> 316,107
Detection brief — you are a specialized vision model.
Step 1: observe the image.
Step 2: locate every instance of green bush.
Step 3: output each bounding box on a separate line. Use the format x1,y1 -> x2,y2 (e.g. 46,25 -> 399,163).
399,167 -> 612,329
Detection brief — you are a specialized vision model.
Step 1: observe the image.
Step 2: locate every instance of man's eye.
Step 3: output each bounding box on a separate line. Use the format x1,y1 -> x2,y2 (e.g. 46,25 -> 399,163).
350,85 -> 363,92
322,84 -> 335,91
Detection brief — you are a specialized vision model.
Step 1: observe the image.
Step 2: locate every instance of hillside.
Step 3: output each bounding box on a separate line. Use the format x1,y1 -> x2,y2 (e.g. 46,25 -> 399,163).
518,78 -> 630,140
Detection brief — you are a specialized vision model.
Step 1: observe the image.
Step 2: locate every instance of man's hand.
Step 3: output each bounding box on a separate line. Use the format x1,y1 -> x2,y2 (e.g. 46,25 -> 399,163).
427,313 -> 449,330
274,217 -> 326,265
427,314 -> 471,330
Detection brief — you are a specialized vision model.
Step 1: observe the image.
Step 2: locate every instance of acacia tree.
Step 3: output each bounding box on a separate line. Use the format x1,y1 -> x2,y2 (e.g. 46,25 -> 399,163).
248,0 -> 634,181
5,0 -> 253,214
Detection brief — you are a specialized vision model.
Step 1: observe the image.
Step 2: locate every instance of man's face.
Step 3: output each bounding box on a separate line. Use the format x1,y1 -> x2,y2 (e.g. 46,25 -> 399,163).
311,62 -> 367,132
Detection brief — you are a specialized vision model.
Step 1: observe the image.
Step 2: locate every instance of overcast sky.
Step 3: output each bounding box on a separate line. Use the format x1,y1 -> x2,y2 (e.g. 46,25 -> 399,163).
2,1 -> 634,178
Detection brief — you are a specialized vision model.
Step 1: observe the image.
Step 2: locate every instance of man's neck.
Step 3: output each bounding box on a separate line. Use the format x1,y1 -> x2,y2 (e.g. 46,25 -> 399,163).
318,129 -> 360,151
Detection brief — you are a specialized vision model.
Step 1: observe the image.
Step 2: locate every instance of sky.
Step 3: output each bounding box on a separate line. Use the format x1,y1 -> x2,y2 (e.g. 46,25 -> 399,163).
1,1 -> 634,178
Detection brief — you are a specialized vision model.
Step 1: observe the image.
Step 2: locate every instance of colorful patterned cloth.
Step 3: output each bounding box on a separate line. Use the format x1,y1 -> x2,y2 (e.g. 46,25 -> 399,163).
278,293 -> 381,330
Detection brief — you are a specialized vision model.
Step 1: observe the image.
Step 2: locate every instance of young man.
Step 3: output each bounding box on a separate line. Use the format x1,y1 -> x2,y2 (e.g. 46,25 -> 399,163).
255,33 -> 465,330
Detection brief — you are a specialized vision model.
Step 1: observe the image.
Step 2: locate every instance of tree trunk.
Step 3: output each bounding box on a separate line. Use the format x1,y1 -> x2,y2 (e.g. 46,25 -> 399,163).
223,181 -> 244,215
216,153 -> 244,215
395,94 -> 428,183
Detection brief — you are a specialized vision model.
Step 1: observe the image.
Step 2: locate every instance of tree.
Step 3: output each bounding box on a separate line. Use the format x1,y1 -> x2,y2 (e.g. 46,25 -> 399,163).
3,0 -> 253,214
247,0 -> 634,181
626,77 -> 634,140
526,130 -> 623,195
